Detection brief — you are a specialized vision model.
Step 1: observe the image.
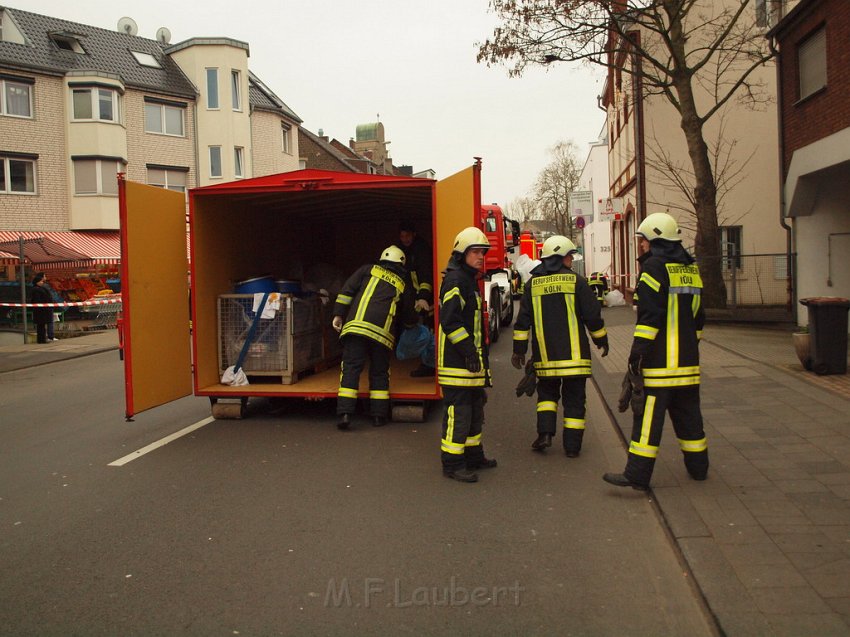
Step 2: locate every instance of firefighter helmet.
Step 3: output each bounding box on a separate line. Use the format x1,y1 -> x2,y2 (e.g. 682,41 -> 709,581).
452,227 -> 490,254
541,235 -> 577,259
380,245 -> 406,265
637,212 -> 681,242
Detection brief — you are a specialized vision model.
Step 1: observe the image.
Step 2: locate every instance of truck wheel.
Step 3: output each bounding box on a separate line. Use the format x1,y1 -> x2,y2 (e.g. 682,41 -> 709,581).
489,290 -> 500,343
502,296 -> 514,327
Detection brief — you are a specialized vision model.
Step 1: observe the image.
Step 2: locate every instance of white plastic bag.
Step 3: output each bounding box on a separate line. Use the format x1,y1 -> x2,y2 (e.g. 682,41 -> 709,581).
514,254 -> 538,283
605,289 -> 626,307
221,366 -> 249,386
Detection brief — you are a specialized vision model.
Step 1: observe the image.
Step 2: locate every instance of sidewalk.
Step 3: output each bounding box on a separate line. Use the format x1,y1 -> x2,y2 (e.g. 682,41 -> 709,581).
0,328 -> 119,373
594,306 -> 850,636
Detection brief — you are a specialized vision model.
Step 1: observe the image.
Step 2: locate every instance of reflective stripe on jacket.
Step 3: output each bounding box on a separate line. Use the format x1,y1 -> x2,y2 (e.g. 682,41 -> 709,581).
437,260 -> 489,387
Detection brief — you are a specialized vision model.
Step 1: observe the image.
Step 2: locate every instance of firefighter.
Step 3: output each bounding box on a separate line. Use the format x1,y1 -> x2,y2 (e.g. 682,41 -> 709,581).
603,212 -> 709,490
588,272 -> 609,306
332,246 -> 417,430
511,236 -> 609,457
398,220 -> 436,377
438,227 -> 497,483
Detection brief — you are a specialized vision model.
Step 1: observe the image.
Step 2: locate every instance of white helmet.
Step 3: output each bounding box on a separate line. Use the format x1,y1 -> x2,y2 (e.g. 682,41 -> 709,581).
380,245 -> 406,265
452,227 -> 490,254
636,212 -> 681,242
541,235 -> 577,259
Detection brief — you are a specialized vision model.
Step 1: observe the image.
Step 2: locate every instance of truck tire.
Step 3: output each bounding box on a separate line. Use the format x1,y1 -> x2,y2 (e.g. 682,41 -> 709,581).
489,290 -> 500,343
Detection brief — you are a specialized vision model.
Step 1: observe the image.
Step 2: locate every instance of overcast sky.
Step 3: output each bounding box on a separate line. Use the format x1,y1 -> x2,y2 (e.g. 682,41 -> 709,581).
13,0 -> 606,206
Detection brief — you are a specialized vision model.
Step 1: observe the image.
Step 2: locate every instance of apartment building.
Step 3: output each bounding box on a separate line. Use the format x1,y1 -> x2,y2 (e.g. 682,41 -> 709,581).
0,6 -> 301,271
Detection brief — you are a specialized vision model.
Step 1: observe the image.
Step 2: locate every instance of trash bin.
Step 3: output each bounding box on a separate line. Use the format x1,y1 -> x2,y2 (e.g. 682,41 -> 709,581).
800,297 -> 850,375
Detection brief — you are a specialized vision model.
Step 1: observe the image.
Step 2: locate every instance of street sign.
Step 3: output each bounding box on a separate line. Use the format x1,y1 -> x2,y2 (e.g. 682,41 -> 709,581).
599,197 -> 624,221
576,216 -> 586,230
569,190 -> 594,223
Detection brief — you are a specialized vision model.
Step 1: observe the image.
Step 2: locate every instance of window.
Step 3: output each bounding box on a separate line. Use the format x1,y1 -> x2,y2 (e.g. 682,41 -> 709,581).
72,87 -> 121,122
1,78 -> 32,118
51,34 -> 84,53
720,226 -> 742,270
209,146 -> 222,178
130,51 -> 161,68
206,68 -> 219,109
144,101 -> 185,136
798,27 -> 826,100
231,70 -> 241,111
73,158 -> 122,195
282,124 -> 291,154
234,147 -> 244,177
147,166 -> 187,193
0,156 -> 36,194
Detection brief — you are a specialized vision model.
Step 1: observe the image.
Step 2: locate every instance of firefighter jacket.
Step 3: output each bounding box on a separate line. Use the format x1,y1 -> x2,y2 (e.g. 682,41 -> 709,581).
513,261 -> 606,378
334,261 -> 417,350
400,235 -> 433,303
437,256 -> 490,387
630,241 -> 705,388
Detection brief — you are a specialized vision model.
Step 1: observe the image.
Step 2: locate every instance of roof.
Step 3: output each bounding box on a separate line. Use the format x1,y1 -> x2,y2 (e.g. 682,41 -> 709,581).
247,71 -> 302,123
0,6 -> 196,98
766,0 -> 820,39
0,230 -> 120,269
193,168 -> 433,194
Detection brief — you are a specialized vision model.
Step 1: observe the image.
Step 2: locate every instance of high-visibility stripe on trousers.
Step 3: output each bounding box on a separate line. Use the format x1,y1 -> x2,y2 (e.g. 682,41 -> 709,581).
337,334 -> 391,417
535,376 -> 587,454
441,386 -> 486,471
624,385 -> 709,486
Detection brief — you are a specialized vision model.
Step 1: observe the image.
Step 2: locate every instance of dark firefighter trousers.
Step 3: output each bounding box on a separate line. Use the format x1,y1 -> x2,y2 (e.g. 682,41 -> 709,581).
440,386 -> 487,472
536,376 -> 587,454
624,385 -> 709,486
337,335 -> 391,417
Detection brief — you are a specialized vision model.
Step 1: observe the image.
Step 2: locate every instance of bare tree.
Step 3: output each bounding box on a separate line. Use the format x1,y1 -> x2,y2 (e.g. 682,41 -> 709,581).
477,0 -> 775,308
504,196 -> 538,224
533,140 -> 583,239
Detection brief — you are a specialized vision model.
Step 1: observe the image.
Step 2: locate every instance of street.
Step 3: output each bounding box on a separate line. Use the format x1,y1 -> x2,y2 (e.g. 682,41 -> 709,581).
0,335 -> 717,636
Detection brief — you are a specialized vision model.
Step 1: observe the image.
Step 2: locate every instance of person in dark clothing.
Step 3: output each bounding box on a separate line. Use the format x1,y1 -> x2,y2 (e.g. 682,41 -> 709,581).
603,212 -> 709,491
29,272 -> 54,344
398,220 -> 436,377
437,227 -> 497,483
512,236 -> 609,457
332,246 -> 417,429
588,272 -> 610,306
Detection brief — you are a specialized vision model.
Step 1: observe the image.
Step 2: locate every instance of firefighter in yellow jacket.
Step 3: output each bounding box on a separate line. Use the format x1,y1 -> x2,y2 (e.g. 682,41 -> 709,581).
333,246 -> 417,429
512,236 -> 609,456
603,213 -> 709,490
437,227 -> 497,483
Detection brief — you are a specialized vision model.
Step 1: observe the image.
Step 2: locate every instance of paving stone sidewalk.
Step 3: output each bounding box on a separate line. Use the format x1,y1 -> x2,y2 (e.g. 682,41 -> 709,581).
593,306 -> 850,636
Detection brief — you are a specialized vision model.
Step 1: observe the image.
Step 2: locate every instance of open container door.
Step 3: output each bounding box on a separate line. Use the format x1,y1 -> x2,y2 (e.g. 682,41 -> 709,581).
434,160 -> 481,272
119,177 -> 192,419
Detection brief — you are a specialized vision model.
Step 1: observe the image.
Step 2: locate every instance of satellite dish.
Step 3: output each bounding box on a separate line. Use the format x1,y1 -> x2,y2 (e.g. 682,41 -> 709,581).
156,27 -> 172,45
117,16 -> 138,36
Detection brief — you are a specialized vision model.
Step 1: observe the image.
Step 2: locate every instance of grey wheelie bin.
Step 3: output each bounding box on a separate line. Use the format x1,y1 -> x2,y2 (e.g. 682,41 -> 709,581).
800,297 -> 850,375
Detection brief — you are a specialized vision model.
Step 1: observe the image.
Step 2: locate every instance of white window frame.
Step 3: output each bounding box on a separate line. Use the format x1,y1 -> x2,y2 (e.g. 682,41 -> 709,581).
71,87 -> 122,123
130,51 -> 161,68
231,70 -> 241,111
282,123 -> 291,154
1,79 -> 33,118
0,156 -> 37,194
206,68 -> 219,109
720,225 -> 743,271
234,147 -> 244,178
798,27 -> 827,101
144,102 -> 185,136
209,146 -> 222,178
73,158 -> 122,196
147,167 -> 187,193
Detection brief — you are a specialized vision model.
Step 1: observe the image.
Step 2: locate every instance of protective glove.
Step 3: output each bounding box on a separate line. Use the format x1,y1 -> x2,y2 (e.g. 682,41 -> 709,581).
515,361 -> 537,398
593,335 -> 609,357
511,353 -> 525,370
414,299 -> 431,313
465,355 -> 481,373
617,372 -> 632,413
617,366 -> 645,416
332,316 -> 343,332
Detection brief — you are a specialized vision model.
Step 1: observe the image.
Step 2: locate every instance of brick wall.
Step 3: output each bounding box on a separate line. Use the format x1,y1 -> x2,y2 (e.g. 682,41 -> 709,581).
779,0 -> 850,175
298,129 -> 352,172
0,73 -> 68,231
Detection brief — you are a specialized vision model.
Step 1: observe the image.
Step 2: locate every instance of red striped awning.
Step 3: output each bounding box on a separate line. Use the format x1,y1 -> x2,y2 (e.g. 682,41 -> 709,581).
0,231 -> 121,269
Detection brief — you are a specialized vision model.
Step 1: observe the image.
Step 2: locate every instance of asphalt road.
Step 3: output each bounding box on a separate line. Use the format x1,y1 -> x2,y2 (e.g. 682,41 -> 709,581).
0,333 -> 718,636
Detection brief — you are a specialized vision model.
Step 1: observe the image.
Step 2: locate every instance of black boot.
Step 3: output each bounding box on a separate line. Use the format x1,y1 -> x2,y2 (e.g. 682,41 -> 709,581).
531,433 -> 553,451
602,472 -> 649,491
337,413 -> 351,430
372,416 -> 387,427
468,457 -> 498,470
443,468 -> 478,483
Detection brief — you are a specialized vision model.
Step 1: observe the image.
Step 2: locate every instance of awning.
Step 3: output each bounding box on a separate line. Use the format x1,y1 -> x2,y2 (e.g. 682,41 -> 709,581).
0,231 -> 121,270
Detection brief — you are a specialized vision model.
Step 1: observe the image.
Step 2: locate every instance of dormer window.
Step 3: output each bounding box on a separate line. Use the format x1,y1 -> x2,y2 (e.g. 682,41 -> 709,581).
131,51 -> 162,69
50,31 -> 85,54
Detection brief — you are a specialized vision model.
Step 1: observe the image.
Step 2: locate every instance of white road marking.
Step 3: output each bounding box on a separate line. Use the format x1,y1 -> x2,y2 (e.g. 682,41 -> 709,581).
108,417 -> 215,466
